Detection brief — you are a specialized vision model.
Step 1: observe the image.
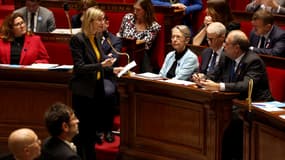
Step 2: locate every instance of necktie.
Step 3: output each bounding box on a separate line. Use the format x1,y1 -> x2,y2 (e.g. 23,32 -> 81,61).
30,12 -> 35,32
259,36 -> 265,48
89,35 -> 101,80
166,59 -> 177,78
208,52 -> 217,72
230,60 -> 236,82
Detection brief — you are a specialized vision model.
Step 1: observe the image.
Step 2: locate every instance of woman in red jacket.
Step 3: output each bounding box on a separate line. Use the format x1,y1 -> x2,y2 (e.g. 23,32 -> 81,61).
0,13 -> 49,65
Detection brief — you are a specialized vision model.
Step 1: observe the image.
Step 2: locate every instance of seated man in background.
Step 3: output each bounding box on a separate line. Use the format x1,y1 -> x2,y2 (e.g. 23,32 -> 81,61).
7,128 -> 41,160
101,16 -> 122,66
159,25 -> 199,80
264,0 -> 285,14
246,0 -> 285,14
199,22 -> 226,75
71,0 -> 96,28
14,0 -> 56,32
40,102 -> 81,160
193,30 -> 273,160
249,9 -> 285,57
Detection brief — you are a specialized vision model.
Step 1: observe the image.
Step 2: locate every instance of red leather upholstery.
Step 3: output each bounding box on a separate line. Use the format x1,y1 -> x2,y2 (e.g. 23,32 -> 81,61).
49,7 -> 79,28
43,41 -> 73,65
95,135 -> 120,160
266,66 -> 285,102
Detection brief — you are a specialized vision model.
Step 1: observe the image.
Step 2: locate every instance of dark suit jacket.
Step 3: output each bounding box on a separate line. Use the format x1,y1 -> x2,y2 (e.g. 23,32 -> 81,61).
69,32 -> 114,98
0,35 -> 49,65
40,137 -> 81,160
208,51 -> 273,101
71,13 -> 82,28
249,25 -> 285,57
14,6 -> 56,32
101,32 -> 122,60
200,47 -> 226,75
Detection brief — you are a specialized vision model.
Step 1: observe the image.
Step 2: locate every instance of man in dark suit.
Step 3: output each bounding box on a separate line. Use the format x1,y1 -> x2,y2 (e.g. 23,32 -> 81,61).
200,22 -> 226,75
194,30 -> 273,101
101,16 -> 122,66
40,102 -> 81,160
194,30 -> 273,160
249,9 -> 285,57
14,0 -> 56,32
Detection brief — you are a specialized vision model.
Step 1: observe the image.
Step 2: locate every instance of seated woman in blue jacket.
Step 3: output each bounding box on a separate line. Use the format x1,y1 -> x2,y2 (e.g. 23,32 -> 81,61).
159,25 -> 199,80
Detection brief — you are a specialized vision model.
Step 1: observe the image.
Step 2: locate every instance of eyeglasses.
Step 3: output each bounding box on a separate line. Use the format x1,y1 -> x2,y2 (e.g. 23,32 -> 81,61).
13,21 -> 25,27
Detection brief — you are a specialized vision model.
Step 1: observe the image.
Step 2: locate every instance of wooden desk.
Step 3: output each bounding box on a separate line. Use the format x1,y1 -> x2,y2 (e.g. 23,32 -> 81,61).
232,10 -> 285,26
0,66 -> 72,153
119,76 -> 238,160
233,99 -> 285,160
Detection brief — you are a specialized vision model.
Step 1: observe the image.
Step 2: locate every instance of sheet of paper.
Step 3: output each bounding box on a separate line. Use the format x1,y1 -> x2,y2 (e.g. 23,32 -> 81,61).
117,61 -> 136,78
24,63 -> 59,69
279,114 -> 285,119
162,79 -> 196,86
55,65 -> 73,70
135,72 -> 162,79
252,101 -> 285,112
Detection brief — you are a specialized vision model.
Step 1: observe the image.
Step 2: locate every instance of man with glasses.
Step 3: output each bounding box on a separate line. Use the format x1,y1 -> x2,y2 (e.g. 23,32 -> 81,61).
40,102 -> 81,160
6,128 -> 41,160
193,30 -> 273,160
199,22 -> 226,75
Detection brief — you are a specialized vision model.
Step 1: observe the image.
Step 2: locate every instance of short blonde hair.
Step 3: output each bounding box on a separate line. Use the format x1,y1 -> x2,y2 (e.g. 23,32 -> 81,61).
81,7 -> 105,36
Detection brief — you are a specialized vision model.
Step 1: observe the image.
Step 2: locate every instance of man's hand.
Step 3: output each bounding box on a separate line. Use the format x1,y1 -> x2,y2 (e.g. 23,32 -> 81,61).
200,79 -> 220,91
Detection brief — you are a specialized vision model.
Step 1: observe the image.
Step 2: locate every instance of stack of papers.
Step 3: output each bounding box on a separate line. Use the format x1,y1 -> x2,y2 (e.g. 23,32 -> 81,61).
117,61 -> 136,78
135,72 -> 162,80
252,101 -> 285,112
161,79 -> 195,86
24,64 -> 59,69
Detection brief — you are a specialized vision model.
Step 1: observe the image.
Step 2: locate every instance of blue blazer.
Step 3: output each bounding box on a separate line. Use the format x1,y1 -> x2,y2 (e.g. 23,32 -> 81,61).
151,0 -> 202,15
249,25 -> 285,57
159,48 -> 199,80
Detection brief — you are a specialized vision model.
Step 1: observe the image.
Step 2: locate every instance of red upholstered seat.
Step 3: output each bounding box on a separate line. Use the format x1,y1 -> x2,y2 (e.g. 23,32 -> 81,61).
95,135 -> 120,160
266,66 -> 285,102
43,41 -> 73,65
240,21 -> 252,37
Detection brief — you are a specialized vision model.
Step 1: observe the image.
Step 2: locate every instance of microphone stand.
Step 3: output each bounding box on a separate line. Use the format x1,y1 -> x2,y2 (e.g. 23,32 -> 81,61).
105,35 -> 131,75
63,3 -> 72,35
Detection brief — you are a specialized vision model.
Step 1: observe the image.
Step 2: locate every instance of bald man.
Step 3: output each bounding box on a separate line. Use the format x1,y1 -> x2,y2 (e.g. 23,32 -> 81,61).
8,128 -> 41,160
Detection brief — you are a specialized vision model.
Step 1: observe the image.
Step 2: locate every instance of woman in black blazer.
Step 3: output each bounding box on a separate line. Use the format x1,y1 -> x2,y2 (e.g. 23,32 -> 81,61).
69,7 -> 123,160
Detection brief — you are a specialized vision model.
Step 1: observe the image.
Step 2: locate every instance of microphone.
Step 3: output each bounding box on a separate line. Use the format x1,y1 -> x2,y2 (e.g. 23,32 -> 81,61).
247,79 -> 253,112
63,2 -> 72,34
103,31 -> 130,65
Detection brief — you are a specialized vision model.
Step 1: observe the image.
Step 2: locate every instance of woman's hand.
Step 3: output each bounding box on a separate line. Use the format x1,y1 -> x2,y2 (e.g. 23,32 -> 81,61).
204,16 -> 213,26
113,67 -> 124,74
101,57 -> 116,67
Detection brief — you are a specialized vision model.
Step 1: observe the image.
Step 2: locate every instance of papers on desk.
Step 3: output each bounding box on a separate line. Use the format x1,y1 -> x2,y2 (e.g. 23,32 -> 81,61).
51,28 -> 81,35
252,101 -> 285,112
25,63 -> 59,69
117,61 -> 136,78
279,114 -> 285,119
0,64 -> 73,71
135,72 -> 162,80
161,79 -> 196,86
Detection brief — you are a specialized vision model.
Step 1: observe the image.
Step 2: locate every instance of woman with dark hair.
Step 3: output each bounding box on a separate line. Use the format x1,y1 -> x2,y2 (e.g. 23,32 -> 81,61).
192,0 -> 240,46
117,0 -> 161,72
0,13 -> 49,65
